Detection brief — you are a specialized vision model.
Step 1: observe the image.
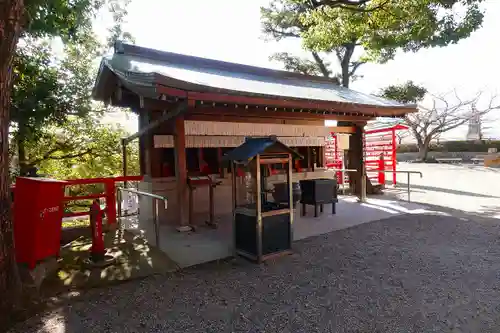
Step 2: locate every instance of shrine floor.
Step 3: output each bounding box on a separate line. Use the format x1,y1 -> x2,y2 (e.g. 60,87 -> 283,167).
122,196 -> 428,268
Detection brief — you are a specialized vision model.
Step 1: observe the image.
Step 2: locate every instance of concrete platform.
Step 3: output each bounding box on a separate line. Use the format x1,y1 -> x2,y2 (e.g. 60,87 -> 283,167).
122,196 -> 428,268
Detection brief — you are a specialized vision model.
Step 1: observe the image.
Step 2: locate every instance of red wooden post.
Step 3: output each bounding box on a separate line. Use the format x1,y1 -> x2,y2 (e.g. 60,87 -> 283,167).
90,200 -> 105,262
392,128 -> 397,185
378,154 -> 386,185
335,160 -> 342,184
105,179 -> 117,226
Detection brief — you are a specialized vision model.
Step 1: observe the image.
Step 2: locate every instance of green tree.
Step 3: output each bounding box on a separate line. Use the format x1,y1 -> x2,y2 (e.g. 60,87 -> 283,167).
0,0 -> 131,324
263,0 -> 485,88
11,38 -> 99,175
261,0 -> 340,83
31,117 -> 139,180
380,81 -> 427,104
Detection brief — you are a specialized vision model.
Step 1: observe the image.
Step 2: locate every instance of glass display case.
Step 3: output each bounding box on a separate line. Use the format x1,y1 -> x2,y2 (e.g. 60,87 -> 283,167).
223,136 -> 302,263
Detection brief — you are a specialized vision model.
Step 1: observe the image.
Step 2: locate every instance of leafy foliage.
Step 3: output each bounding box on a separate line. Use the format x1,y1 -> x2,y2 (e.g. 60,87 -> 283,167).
11,41 -> 62,132
10,0 -> 133,175
301,0 -> 485,61
261,0 -> 342,82
33,116 -> 139,180
379,81 -> 427,104
270,52 -> 329,76
23,0 -> 131,43
262,0 -> 486,87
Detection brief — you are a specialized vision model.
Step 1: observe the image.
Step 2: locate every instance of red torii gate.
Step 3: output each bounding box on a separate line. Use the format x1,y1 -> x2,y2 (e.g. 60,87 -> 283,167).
325,123 -> 408,185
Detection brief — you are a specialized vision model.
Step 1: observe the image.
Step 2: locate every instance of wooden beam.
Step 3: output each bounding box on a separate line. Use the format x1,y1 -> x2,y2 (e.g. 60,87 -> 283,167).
183,90 -> 416,117
186,107 -> 373,122
124,101 -> 188,144
143,111 -> 152,176
327,126 -> 356,134
116,87 -> 416,118
114,92 -> 380,120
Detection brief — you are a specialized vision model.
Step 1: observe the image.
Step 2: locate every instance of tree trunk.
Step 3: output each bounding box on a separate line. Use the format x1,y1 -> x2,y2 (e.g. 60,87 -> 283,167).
17,125 -> 28,176
415,134 -> 432,161
340,43 -> 355,88
417,141 -> 430,161
311,51 -> 331,78
0,0 -> 25,326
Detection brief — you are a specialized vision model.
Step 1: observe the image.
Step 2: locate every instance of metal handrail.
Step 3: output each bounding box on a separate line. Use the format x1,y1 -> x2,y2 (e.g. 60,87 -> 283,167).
369,170 -> 423,202
327,168 -> 423,202
117,187 -> 168,247
119,188 -> 168,205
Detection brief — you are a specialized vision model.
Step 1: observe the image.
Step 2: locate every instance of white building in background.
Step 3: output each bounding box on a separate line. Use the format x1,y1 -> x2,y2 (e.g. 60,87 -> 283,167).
466,112 -> 482,141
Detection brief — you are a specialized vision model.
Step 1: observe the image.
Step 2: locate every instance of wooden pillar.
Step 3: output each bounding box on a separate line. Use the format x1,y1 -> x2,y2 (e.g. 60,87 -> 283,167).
346,123 -> 366,201
143,111 -> 152,176
138,111 -> 146,175
320,146 -> 326,168
150,145 -> 162,178
174,115 -> 189,231
307,146 -> 312,171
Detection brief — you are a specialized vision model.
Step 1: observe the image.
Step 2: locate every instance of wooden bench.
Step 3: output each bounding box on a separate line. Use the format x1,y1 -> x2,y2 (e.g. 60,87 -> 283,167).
435,158 -> 463,164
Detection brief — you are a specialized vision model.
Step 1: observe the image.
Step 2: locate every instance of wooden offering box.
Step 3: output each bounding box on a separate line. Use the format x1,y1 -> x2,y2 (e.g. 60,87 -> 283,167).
234,203 -> 291,261
223,136 -> 303,263
300,178 -> 338,217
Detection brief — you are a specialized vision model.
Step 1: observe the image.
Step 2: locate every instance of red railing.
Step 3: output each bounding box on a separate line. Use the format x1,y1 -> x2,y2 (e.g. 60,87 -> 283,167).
62,176 -> 142,226
325,123 -> 408,186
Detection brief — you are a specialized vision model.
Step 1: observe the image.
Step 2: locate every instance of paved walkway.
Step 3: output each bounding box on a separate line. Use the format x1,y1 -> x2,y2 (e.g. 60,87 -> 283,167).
393,163 -> 500,217
124,197 -> 426,268
11,212 -> 500,333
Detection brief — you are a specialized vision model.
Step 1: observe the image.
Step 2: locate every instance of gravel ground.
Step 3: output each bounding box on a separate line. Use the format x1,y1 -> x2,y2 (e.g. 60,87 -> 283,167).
10,213 -> 500,333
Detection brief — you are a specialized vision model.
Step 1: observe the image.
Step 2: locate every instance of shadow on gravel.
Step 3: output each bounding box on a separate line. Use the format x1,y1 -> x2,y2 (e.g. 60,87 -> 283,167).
394,183 -> 500,199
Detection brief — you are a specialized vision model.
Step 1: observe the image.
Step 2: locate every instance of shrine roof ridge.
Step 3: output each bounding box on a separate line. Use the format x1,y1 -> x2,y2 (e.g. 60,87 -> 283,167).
93,41 -> 417,113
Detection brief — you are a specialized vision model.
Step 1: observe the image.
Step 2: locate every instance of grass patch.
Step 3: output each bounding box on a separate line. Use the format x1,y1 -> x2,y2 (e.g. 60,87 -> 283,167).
62,218 -> 90,229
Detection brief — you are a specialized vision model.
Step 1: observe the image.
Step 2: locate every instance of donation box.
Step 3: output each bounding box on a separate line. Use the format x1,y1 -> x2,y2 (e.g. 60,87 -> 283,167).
14,177 -> 67,269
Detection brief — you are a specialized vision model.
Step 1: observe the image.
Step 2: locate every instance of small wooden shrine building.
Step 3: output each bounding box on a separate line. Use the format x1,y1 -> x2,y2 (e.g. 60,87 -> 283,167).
92,42 -> 417,230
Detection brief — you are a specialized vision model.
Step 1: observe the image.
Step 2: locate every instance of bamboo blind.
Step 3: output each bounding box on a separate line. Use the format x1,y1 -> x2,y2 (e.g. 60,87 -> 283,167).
154,135 -> 326,148
184,121 -> 331,137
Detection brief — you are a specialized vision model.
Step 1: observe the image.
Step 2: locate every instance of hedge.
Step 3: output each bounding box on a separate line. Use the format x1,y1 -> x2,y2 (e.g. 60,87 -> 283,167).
397,140 -> 500,153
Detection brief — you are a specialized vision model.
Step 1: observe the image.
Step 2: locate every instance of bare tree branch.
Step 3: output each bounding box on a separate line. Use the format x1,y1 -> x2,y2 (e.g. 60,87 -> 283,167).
403,91 -> 500,160
311,51 -> 332,78
29,146 -> 94,167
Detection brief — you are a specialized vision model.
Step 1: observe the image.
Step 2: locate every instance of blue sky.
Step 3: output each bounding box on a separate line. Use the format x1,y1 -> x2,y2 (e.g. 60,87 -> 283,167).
103,0 -> 500,139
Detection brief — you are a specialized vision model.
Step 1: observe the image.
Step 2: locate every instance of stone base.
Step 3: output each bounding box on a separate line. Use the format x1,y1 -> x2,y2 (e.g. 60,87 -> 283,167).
176,225 -> 193,232
83,254 -> 116,268
18,257 -> 59,290
103,222 -> 118,232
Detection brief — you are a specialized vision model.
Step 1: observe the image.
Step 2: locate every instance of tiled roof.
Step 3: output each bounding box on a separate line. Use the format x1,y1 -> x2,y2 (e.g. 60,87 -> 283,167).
223,137 -> 302,164
93,42 -> 415,111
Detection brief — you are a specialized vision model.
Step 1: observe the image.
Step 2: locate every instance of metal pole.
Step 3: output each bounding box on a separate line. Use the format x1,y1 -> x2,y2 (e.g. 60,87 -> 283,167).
231,162 -> 237,257
341,158 -> 346,195
407,173 -> 411,202
117,188 -> 122,218
255,156 -> 262,263
121,138 -> 128,188
287,154 -> 293,248
153,200 -> 160,247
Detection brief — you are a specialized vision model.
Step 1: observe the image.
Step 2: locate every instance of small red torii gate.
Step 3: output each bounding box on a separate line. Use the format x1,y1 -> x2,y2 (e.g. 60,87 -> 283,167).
325,123 -> 408,185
